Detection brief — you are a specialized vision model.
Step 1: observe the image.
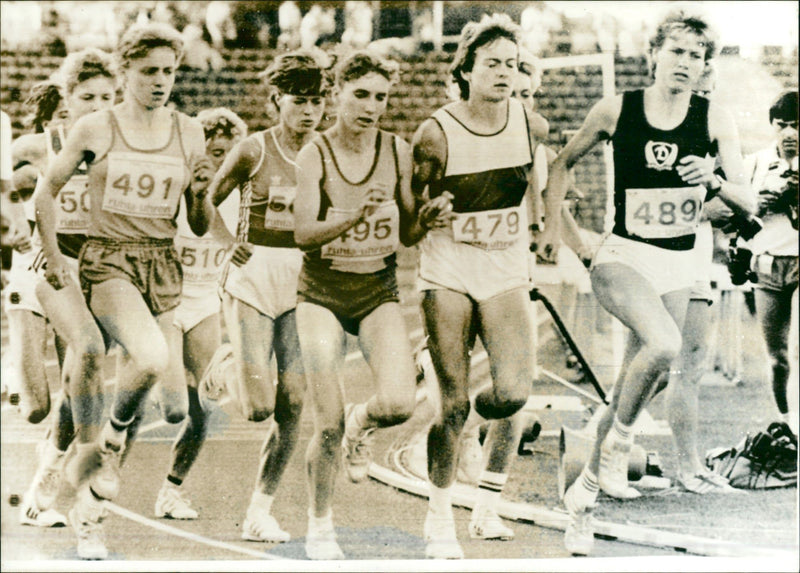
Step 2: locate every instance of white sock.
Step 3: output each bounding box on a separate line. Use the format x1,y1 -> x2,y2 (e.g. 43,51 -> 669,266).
250,490 -> 274,514
428,483 -> 452,515
41,440 -> 66,469
475,470 -> 507,511
308,508 -> 333,530
609,415 -> 634,444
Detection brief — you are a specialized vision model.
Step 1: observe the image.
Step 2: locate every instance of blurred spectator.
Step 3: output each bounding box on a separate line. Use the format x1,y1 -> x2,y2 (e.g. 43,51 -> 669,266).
182,20 -> 225,72
206,0 -> 237,50
278,1 -> 302,50
61,0 -> 121,50
231,1 -> 281,49
0,1 -> 42,50
520,2 -> 562,56
342,1 -> 373,49
40,4 -> 68,57
300,5 -> 336,50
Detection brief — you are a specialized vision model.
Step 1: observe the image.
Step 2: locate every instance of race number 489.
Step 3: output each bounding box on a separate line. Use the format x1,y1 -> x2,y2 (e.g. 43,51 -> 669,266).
625,187 -> 704,239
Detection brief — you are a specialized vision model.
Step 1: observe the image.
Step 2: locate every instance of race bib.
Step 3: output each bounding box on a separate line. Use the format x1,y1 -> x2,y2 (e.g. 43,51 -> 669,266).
264,186 -> 296,231
102,151 -> 185,219
625,186 -> 705,239
175,235 -> 229,286
321,201 -> 399,270
452,205 -> 523,250
54,175 -> 90,233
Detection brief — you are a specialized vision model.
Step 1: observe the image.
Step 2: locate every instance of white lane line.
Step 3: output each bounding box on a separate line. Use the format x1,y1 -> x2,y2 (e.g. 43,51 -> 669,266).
105,502 -> 293,560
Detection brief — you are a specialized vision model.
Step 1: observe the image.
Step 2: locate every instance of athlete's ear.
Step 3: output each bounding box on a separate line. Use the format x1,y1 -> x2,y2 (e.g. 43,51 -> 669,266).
270,92 -> 281,113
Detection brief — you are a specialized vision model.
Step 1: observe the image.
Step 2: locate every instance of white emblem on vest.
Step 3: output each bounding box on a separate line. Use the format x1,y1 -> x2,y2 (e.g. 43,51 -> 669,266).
645,141 -> 679,171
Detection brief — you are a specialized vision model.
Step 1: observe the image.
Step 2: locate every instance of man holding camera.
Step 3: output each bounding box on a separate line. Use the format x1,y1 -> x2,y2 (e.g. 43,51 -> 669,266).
738,91 -> 798,437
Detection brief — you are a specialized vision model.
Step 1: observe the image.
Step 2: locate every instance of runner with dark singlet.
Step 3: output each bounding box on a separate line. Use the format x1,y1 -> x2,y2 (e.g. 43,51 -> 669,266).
539,5 -> 756,556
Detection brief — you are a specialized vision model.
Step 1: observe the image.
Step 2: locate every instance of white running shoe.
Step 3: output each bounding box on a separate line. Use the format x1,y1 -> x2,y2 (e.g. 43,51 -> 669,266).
598,436 -> 640,499
199,343 -> 234,405
27,461 -> 63,513
564,507 -> 595,556
242,507 -> 290,543
19,495 -> 67,527
305,517 -> 344,560
424,509 -> 464,559
91,440 -> 123,501
342,404 -> 375,483
678,471 -> 743,494
154,484 -> 198,520
69,503 -> 108,560
468,505 -> 514,540
456,428 -> 483,485
563,481 -> 595,556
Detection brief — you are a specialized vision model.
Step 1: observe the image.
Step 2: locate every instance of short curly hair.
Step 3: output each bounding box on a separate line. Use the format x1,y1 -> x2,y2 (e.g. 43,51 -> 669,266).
649,3 -> 718,63
116,22 -> 184,67
195,107 -> 248,142
333,50 -> 399,88
449,13 -> 521,101
58,48 -> 118,96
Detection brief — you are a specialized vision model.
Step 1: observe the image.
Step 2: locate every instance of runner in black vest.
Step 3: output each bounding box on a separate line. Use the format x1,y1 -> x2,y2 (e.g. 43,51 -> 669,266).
538,5 -> 757,556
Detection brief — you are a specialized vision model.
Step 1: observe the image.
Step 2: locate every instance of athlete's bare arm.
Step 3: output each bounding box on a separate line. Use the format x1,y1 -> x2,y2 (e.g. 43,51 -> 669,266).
706,102 -> 756,216
294,143 -> 367,250
207,134 -> 259,250
540,94 -> 622,259
34,112 -> 110,288
210,135 -> 260,207
181,116 -> 216,237
11,133 -> 47,172
398,136 -> 453,247
528,109 -> 549,141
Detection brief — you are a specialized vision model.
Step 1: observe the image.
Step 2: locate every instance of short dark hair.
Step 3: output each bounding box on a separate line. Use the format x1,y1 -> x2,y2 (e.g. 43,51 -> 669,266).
258,50 -> 331,96
450,13 -> 520,100
770,91 -> 798,123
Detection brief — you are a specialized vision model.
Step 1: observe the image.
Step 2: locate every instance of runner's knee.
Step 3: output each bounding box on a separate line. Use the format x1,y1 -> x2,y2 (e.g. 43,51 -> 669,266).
440,397 -> 470,429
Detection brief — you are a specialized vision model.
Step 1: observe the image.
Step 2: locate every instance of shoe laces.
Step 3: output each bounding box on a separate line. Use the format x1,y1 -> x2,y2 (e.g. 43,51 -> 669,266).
165,486 -> 192,508
348,427 -> 375,458
39,466 -> 61,496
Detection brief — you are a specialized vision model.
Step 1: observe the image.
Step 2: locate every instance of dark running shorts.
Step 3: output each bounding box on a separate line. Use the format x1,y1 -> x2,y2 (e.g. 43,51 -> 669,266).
79,237 -> 183,316
297,262 -> 399,336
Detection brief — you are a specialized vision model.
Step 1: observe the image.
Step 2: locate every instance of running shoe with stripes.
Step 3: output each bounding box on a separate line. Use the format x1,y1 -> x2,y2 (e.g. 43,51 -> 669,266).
19,495 -> 67,527
678,471 -> 743,494
23,460 -> 63,517
69,499 -> 108,560
598,436 -> 641,499
305,515 -> 344,560
424,508 -> 464,559
563,481 -> 595,556
199,343 -> 234,405
468,505 -> 514,540
242,506 -> 290,543
342,403 -> 375,483
154,484 -> 198,520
